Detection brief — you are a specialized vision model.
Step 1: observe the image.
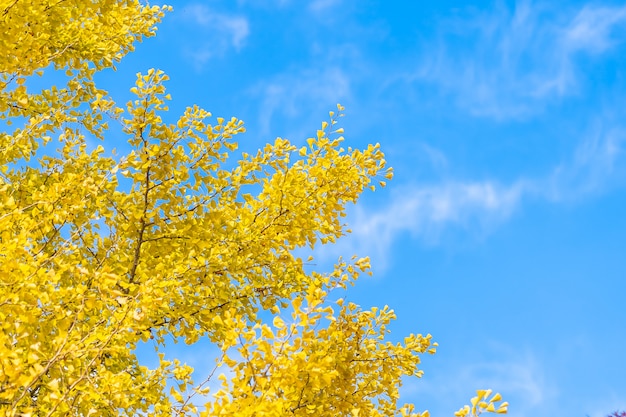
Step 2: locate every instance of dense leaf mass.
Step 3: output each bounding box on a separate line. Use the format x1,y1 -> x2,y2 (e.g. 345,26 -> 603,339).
0,1 -> 507,416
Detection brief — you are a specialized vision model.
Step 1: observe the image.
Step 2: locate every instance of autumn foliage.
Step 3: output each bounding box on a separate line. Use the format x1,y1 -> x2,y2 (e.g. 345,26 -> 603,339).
0,1 -> 508,416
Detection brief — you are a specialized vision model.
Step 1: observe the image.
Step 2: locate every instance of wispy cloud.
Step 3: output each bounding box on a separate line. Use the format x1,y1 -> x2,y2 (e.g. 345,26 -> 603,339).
413,1 -> 626,119
249,67 -> 351,138
564,5 -> 626,54
178,4 -> 249,69
320,116 -> 626,270
545,122 -> 626,201
308,0 -> 342,13
348,180 -> 527,266
400,346 -> 555,417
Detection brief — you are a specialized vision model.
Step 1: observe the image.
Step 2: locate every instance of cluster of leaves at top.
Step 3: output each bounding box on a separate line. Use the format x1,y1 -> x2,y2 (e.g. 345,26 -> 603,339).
0,1 -> 508,416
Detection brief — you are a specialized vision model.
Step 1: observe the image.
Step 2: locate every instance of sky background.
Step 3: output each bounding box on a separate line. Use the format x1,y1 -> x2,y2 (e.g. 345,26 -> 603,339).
101,1 -> 626,416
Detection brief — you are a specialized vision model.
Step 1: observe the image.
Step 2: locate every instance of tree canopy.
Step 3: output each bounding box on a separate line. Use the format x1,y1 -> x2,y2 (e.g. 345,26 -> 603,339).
0,1 -> 508,416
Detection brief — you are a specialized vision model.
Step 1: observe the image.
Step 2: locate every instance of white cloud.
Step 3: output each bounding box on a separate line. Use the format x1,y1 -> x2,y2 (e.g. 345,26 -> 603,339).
179,4 -> 250,68
314,117 -> 626,270
250,67 -> 351,138
564,5 -> 626,54
401,337 -> 626,417
402,347 -> 556,417
183,5 -> 249,49
344,180 -> 527,268
309,0 -> 341,13
545,123 -> 626,201
304,177 -> 528,271
413,1 -> 626,119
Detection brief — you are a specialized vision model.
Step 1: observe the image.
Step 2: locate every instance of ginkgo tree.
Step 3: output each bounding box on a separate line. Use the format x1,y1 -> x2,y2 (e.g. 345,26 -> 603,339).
0,1 -> 508,416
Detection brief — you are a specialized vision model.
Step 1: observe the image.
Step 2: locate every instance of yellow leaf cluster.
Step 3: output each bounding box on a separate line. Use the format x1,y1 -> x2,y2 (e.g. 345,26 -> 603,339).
0,1 -> 507,416
454,390 -> 509,417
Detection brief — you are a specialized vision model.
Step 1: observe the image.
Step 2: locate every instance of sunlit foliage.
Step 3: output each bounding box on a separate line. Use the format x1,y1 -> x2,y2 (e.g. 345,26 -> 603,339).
0,1 -> 508,416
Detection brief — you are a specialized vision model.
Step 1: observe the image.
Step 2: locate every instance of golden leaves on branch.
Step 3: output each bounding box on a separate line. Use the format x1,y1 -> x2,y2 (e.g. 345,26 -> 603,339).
0,1 -> 507,416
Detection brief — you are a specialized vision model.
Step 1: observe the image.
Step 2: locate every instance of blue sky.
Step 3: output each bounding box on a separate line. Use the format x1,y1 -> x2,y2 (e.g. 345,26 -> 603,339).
105,1 -> 626,416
